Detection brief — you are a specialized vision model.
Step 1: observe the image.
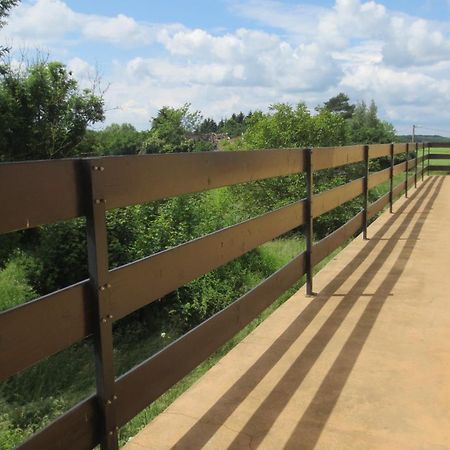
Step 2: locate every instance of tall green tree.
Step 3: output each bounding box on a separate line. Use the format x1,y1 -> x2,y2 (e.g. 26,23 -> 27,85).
347,100 -> 395,144
140,104 -> 213,153
217,112 -> 248,137
0,61 -> 104,161
242,102 -> 346,149
198,117 -> 218,133
323,93 -> 355,119
76,123 -> 145,156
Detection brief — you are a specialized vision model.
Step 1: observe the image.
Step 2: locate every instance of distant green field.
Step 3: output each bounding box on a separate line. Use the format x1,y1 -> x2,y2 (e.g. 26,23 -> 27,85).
428,147 -> 450,171
429,148 -> 450,154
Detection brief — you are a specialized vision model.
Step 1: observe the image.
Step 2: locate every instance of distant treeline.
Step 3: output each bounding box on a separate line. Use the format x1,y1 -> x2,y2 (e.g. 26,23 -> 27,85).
396,134 -> 450,143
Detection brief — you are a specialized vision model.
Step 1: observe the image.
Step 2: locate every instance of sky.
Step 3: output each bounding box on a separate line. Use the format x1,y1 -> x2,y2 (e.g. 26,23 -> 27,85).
1,0 -> 450,135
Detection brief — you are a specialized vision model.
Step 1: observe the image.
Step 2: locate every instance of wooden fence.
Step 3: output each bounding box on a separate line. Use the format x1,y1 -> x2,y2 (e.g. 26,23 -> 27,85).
0,142 -> 430,449
427,142 -> 450,173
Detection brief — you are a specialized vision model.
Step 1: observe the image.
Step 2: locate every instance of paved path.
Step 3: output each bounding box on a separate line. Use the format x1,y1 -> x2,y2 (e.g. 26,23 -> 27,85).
124,176 -> 450,450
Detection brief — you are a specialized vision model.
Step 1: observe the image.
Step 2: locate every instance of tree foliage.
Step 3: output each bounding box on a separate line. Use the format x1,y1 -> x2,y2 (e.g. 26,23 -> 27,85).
0,0 -> 18,25
94,123 -> 144,155
217,111 -> 249,137
241,102 -> 347,149
75,123 -> 145,156
0,61 -> 104,161
0,252 -> 36,311
138,104 -> 218,153
229,100 -> 384,238
197,117 -> 218,133
323,94 -> 395,144
0,0 -> 19,57
347,100 -> 395,144
323,92 -> 355,119
140,103 -> 208,153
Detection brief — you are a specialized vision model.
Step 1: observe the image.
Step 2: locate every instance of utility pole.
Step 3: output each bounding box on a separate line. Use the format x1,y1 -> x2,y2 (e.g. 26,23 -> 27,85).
412,124 -> 416,143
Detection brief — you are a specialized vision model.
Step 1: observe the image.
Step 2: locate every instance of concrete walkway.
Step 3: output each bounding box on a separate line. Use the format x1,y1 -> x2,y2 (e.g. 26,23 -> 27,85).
124,176 -> 450,450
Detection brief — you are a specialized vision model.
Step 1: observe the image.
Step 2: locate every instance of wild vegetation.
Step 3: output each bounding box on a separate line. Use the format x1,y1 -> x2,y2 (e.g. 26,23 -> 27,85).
0,2 -> 403,446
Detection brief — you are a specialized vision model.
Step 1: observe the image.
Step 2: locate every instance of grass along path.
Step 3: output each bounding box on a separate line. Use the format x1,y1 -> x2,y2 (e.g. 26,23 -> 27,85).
428,147 -> 450,165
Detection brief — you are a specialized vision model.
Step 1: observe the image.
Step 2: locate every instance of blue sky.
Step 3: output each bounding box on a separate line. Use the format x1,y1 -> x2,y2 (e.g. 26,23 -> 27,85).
2,0 -> 450,135
64,0 -> 450,22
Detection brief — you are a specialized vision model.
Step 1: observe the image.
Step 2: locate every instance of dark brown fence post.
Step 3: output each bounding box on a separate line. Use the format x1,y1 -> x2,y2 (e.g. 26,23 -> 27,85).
304,148 -> 314,296
414,142 -> 418,188
84,160 -> 119,450
363,145 -> 369,239
427,145 -> 430,176
421,143 -> 425,181
405,143 -> 409,198
389,143 -> 394,213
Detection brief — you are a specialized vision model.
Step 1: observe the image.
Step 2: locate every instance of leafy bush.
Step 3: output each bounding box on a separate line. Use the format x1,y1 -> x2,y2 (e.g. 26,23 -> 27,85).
0,253 -> 37,311
0,411 -> 29,450
31,219 -> 87,294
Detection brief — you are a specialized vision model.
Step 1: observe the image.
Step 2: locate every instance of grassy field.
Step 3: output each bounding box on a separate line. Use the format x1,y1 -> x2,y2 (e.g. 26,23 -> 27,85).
430,148 -> 450,166
428,147 -> 450,154
428,147 -> 450,173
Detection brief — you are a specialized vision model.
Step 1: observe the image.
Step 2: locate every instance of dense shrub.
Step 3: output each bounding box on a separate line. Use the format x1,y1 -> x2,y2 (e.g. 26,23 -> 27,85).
0,253 -> 37,311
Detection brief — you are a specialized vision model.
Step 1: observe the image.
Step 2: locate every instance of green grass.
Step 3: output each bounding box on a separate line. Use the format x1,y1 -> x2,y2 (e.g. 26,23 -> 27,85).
0,256 -> 36,312
430,148 -> 450,175
368,172 -> 410,202
0,341 -> 95,449
259,237 -> 305,267
428,147 -> 450,154
428,147 -> 450,172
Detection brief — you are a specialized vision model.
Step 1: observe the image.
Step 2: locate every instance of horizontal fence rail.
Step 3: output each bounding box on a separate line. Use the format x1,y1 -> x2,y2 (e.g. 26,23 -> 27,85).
429,165 -> 450,172
0,159 -> 85,235
312,177 -> 364,217
369,143 -> 391,158
97,149 -> 306,209
109,200 -> 306,321
0,141 -> 432,450
0,281 -> 92,381
428,154 -> 450,159
428,142 -> 450,148
312,212 -> 364,265
115,252 -> 306,427
393,143 -> 408,154
368,167 -> 390,189
312,144 -> 365,170
426,142 -> 450,172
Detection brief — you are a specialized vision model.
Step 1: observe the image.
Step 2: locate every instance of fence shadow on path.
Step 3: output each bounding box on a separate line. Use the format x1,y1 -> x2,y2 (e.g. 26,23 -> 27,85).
281,176 -> 445,449
170,176 -> 443,450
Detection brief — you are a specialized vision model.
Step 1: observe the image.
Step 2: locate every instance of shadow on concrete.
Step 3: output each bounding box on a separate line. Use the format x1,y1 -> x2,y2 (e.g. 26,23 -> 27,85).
171,176 -> 443,450
282,177 -> 445,449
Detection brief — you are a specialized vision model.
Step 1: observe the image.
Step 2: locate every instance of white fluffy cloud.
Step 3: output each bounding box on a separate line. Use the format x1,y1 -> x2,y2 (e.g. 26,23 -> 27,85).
2,0 -> 450,134
228,0 -> 450,132
148,28 -> 340,90
1,0 -> 159,46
